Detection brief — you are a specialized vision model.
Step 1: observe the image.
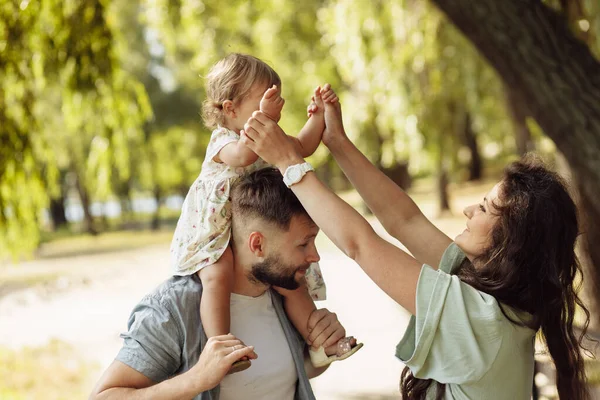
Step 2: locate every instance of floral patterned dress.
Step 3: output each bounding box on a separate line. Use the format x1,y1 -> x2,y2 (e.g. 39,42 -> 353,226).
170,127 -> 326,300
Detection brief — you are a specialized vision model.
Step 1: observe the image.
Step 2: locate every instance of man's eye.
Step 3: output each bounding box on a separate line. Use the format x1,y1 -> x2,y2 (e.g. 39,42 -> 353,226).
299,243 -> 308,248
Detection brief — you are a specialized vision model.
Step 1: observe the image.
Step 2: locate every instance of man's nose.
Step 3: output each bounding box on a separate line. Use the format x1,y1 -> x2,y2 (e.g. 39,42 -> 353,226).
307,247 -> 320,263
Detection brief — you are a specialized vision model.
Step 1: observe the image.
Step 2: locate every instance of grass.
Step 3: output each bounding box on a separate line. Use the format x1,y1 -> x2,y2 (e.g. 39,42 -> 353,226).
0,228 -> 175,297
36,228 -> 175,259
0,340 -> 98,400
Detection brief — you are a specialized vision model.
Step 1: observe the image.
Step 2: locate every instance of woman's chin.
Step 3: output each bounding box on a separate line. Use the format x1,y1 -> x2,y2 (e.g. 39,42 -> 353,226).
455,230 -> 467,243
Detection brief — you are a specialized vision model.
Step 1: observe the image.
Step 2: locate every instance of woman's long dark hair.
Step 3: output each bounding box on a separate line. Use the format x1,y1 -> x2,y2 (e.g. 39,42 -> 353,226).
401,156 -> 590,399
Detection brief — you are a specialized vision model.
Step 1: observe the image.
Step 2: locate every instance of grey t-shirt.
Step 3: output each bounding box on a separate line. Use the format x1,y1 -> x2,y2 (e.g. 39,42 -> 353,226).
116,274 -> 315,400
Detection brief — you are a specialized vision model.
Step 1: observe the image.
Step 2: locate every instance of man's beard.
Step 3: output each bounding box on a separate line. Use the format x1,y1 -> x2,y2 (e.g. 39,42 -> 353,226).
249,254 -> 309,290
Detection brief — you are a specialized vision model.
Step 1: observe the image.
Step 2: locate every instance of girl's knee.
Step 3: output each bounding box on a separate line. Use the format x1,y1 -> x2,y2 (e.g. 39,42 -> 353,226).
199,258 -> 234,289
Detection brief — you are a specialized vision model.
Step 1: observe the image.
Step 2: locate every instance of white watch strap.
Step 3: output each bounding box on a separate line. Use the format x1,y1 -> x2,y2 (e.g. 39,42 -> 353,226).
283,162 -> 314,188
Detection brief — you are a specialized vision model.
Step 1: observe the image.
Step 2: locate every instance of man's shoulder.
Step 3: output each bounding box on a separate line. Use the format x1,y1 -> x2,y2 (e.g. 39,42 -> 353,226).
141,275 -> 203,310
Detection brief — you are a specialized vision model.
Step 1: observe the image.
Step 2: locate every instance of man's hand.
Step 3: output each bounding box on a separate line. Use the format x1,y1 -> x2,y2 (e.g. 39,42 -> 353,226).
306,308 -> 346,350
260,85 -> 285,122
189,334 -> 258,390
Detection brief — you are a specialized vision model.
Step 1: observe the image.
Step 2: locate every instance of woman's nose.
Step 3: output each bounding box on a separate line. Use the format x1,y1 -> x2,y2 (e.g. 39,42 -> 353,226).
463,205 -> 475,218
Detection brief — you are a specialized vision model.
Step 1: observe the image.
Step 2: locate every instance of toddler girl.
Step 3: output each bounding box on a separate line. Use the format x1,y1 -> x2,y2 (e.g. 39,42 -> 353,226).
170,53 -> 361,373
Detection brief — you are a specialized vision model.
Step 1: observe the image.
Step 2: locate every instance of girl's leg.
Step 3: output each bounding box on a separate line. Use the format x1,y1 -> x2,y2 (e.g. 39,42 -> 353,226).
279,285 -> 360,362
197,246 -> 234,338
279,284 -> 317,341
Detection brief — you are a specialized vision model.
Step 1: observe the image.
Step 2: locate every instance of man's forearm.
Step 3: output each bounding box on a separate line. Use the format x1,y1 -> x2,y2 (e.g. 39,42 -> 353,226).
93,369 -> 210,400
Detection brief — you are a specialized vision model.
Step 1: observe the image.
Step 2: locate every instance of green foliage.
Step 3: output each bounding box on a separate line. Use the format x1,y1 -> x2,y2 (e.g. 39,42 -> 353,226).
142,0 -> 341,164
2,0 -> 598,258
0,0 -> 151,259
319,1 -> 514,178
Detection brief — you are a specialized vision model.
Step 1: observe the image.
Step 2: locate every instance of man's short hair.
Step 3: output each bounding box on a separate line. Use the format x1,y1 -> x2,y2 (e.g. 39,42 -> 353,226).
231,167 -> 310,232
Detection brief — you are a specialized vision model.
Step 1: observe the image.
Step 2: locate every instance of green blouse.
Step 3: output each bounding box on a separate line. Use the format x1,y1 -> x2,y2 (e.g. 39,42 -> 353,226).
396,243 -> 536,399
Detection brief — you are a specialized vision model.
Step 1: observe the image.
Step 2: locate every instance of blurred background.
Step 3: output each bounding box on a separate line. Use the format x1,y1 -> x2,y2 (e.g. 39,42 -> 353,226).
1,0 -> 600,398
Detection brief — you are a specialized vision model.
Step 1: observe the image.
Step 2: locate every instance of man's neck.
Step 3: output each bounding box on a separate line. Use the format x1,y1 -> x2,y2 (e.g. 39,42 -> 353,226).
231,251 -> 269,297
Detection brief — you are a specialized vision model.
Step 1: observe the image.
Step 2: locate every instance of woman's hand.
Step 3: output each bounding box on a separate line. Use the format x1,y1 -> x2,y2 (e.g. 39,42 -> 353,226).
241,111 -> 304,170
320,84 -> 348,148
189,334 -> 257,391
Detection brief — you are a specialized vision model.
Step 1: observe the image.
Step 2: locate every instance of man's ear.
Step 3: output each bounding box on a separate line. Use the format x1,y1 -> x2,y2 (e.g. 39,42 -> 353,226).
248,231 -> 266,258
222,100 -> 235,118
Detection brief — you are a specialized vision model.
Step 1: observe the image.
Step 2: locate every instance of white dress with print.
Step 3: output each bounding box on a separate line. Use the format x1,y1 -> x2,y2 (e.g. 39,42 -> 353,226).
170,127 -> 326,300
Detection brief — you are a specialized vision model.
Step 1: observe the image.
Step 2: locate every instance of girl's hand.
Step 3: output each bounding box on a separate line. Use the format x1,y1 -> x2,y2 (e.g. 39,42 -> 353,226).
260,85 -> 285,122
307,87 -> 324,118
307,98 -> 317,118
240,111 -> 304,170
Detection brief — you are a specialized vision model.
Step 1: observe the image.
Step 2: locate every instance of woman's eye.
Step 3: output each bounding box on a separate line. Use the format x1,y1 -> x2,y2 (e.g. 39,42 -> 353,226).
479,204 -> 486,212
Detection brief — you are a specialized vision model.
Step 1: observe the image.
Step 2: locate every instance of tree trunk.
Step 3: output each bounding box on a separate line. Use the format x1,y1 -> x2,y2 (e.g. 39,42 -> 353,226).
151,187 -> 162,231
119,180 -> 135,223
438,168 -> 450,213
437,147 -> 451,213
431,0 -> 600,331
74,172 -> 98,235
463,112 -> 482,181
504,85 -> 534,156
49,197 -> 68,230
49,170 -> 69,230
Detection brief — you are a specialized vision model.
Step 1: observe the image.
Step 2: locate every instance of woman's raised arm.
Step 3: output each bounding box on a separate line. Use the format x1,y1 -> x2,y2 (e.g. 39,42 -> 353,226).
320,93 -> 451,269
241,111 -> 422,314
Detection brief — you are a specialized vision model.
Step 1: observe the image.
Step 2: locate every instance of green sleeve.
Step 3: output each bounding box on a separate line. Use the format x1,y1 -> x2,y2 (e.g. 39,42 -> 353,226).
396,243 -> 504,384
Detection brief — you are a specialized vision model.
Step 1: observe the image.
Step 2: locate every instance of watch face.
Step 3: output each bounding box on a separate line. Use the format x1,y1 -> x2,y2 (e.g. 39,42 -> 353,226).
288,168 -> 302,182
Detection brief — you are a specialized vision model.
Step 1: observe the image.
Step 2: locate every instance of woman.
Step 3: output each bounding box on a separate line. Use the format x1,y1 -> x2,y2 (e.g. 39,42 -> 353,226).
240,89 -> 590,399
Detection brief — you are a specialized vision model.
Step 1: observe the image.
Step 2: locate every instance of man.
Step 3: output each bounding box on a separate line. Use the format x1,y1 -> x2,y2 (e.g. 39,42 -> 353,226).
90,168 -> 346,400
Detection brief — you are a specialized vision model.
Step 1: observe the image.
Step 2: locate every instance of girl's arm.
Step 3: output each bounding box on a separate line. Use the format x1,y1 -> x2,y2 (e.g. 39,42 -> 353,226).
320,89 -> 452,269
241,112 -> 421,315
286,124 -> 323,158
214,140 -> 259,167
287,105 -> 325,158
284,87 -> 326,158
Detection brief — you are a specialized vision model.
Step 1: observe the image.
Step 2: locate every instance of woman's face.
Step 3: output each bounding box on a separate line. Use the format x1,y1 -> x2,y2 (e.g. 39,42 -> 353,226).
455,182 -> 502,261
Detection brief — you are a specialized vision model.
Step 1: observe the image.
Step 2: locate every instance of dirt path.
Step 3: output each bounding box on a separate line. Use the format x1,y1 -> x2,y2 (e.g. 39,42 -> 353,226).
0,244 -> 171,369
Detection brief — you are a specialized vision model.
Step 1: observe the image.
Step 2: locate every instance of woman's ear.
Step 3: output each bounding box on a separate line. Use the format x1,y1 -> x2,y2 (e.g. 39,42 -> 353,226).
222,100 -> 235,118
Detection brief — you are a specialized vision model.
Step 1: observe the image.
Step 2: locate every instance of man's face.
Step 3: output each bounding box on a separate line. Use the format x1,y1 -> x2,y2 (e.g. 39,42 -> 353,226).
249,214 -> 320,289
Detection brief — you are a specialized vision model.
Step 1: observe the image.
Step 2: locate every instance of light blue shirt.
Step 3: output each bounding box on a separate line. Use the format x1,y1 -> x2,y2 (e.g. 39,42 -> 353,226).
116,275 -> 315,400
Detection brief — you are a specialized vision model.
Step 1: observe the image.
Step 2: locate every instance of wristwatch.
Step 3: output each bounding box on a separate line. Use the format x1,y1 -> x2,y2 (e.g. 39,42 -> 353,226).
283,162 -> 314,188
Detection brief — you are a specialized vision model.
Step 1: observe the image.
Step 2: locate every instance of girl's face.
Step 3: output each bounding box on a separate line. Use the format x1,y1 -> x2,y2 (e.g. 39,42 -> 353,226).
455,182 -> 502,261
225,83 -> 277,133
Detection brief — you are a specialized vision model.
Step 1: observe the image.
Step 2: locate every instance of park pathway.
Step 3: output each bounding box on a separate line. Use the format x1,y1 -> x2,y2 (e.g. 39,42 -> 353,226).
0,227 -> 411,399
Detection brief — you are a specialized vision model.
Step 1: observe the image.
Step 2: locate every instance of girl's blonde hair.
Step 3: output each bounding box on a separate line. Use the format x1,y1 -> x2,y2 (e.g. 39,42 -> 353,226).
202,53 -> 281,129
